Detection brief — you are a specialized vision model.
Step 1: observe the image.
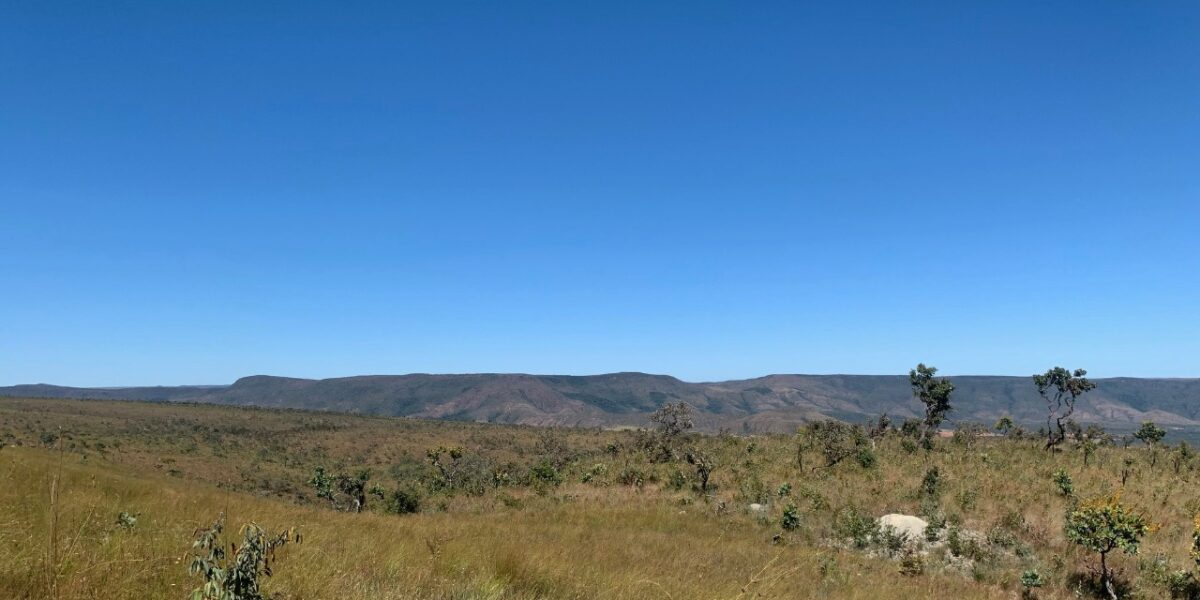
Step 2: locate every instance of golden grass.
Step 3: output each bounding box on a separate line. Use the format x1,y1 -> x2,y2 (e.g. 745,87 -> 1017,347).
1,397 -> 1196,599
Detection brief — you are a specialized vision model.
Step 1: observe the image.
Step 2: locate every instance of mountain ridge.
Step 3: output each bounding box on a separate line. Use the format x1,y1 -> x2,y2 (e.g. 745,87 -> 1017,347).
5,372 -> 1199,432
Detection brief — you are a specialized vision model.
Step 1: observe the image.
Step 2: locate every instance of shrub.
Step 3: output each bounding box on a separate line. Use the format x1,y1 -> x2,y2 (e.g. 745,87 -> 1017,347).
899,550 -> 924,576
685,449 -> 716,493
777,482 -> 791,498
781,503 -> 800,531
580,463 -> 607,484
528,459 -> 563,487
617,466 -> 645,488
878,524 -> 909,557
1064,493 -> 1149,600
1052,469 -> 1074,497
855,447 -> 877,469
115,511 -> 138,531
1019,569 -> 1044,599
834,507 -> 879,549
188,513 -> 300,600
801,421 -> 871,471
919,467 -> 941,500
308,466 -> 371,511
384,488 -> 421,515
946,526 -> 987,561
667,469 -> 687,491
924,513 -> 945,542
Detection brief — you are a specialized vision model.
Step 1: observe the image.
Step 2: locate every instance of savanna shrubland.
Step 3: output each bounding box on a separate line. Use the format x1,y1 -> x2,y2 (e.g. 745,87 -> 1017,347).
3,397 -> 1200,599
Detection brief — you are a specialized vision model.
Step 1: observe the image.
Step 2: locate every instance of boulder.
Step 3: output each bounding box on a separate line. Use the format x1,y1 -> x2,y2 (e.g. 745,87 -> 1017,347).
878,513 -> 927,540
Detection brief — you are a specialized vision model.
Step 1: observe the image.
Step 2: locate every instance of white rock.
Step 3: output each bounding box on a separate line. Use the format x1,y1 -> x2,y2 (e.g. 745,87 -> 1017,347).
878,513 -> 928,540
748,503 -> 767,514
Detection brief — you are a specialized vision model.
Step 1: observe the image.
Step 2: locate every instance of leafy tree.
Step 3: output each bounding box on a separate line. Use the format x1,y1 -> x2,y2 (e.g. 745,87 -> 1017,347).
994,416 -> 1015,436
909,364 -> 955,442
188,513 -> 300,600
1134,421 -> 1166,448
1033,367 -> 1096,450
1064,494 -> 1149,600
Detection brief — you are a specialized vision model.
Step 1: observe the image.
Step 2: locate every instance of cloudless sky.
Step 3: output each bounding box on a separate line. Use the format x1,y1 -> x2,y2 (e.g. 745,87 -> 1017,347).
2,1 -> 1198,386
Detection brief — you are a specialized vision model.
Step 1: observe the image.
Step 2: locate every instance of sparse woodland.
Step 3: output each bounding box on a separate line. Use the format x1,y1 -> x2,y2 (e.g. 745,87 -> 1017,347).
3,366 -> 1200,599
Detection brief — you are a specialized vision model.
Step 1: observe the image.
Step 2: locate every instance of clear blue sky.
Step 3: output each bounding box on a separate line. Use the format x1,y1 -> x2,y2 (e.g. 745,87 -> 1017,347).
2,1 -> 1197,386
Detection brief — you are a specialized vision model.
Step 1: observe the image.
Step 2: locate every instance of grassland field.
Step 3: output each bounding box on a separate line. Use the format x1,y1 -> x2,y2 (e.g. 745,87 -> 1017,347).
2,397 -> 1199,599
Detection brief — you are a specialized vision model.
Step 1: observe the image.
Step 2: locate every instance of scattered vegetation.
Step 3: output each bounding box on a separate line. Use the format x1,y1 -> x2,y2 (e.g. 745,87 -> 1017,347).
1,387 -> 1198,599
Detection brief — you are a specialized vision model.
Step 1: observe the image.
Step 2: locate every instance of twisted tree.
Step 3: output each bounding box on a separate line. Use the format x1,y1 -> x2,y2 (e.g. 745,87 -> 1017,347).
1034,367 -> 1095,451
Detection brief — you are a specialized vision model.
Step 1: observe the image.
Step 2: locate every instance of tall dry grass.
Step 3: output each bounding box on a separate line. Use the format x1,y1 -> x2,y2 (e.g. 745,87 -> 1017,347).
2,397 -> 1197,599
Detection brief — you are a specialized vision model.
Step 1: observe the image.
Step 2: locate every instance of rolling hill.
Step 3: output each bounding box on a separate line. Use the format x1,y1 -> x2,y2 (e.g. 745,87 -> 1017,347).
3,372 -> 1198,432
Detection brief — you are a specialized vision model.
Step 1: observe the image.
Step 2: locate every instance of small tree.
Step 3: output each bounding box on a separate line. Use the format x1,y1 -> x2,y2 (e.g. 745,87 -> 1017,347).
649,402 -> 694,461
804,421 -> 870,472
1134,421 -> 1165,449
1079,436 -> 1098,466
952,422 -> 987,449
685,448 -> 715,493
1064,494 -> 1149,600
336,470 -> 370,513
189,513 -> 300,600
1173,442 -> 1194,475
1135,421 -> 1166,467
994,416 -> 1015,437
1033,367 -> 1096,451
307,466 -> 336,508
909,364 -> 954,442
308,467 -> 370,512
868,414 -> 891,444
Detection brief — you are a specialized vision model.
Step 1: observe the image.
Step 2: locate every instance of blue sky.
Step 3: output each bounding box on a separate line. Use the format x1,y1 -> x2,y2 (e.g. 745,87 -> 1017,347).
2,1 -> 1198,386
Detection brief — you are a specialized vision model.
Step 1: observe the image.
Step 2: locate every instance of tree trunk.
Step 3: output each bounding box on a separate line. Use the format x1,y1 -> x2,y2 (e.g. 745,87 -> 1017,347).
1101,551 -> 1117,600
